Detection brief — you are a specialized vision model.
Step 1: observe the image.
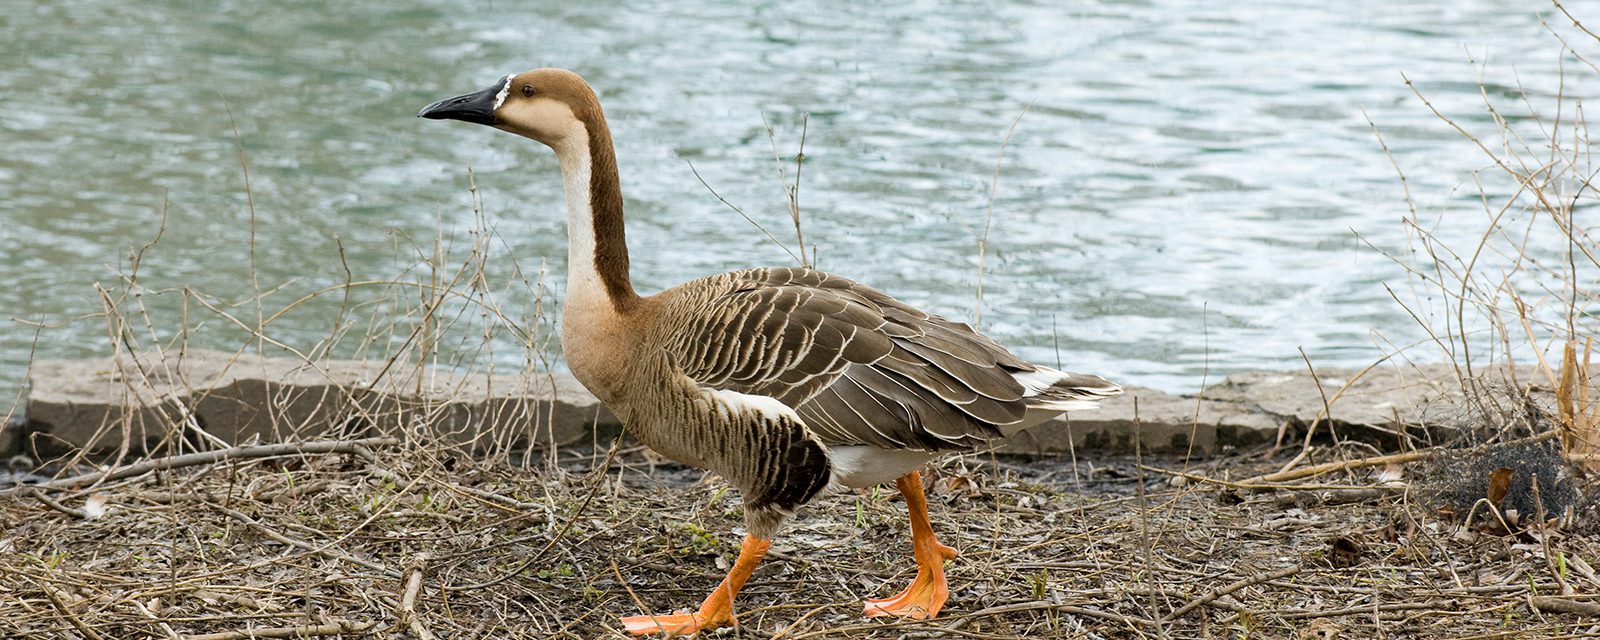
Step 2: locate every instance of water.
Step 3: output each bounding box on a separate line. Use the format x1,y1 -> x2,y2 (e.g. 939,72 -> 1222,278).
2,0 -> 1595,406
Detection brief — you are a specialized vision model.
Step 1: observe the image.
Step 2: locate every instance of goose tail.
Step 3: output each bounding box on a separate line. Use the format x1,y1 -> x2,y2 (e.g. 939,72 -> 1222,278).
1014,367 -> 1123,412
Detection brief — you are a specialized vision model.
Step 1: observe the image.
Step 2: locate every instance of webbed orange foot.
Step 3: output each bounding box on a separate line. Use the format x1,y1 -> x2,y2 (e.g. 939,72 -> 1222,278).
864,470 -> 957,620
863,565 -> 949,619
620,609 -> 729,637
621,534 -> 770,636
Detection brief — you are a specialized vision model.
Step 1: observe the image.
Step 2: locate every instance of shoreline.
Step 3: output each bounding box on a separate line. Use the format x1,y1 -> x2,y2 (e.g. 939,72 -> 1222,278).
12,349 -> 1486,459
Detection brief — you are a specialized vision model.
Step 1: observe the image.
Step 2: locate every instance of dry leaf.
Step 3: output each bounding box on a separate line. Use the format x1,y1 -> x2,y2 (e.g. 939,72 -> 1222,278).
1327,535 -> 1364,569
936,474 -> 982,500
1487,467 -> 1513,506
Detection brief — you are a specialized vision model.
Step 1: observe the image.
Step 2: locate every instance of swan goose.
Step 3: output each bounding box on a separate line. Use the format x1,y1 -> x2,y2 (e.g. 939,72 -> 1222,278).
420,68 -> 1122,636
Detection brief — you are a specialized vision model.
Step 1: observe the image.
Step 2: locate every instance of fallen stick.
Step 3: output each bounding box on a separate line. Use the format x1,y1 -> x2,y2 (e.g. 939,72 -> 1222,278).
1162,565 -> 1302,623
1275,600 -> 1454,620
1246,450 -> 1437,485
1273,488 -> 1403,508
187,621 -> 378,640
27,488 -> 90,519
8,437 -> 398,494
41,584 -> 107,640
1246,430 -> 1561,485
436,478 -> 545,513
1138,465 -> 1384,492
1530,596 -> 1600,616
397,554 -> 436,640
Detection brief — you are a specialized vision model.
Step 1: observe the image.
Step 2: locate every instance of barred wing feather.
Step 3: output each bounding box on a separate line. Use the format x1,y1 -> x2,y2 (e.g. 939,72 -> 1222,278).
661,267 -> 1120,451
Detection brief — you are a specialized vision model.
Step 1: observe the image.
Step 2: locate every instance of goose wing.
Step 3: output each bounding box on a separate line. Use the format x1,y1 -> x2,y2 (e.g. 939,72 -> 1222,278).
661,267 -> 1109,451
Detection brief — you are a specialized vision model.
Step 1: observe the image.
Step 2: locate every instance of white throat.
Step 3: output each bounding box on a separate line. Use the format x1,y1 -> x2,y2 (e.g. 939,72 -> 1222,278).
552,129 -> 607,310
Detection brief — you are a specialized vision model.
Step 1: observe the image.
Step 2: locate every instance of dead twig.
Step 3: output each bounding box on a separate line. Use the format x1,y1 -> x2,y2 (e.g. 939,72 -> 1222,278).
9,437 -> 398,494
1273,488 -> 1398,508
40,583 -> 107,640
209,499 -> 401,578
1139,465 -> 1392,492
1530,596 -> 1600,616
187,621 -> 378,640
446,438 -> 621,591
1246,430 -> 1561,484
1161,565 -> 1302,623
1296,347 -> 1338,452
686,160 -> 803,266
1271,599 -> 1457,620
941,600 -> 1158,631
1246,449 -> 1439,485
972,101 -> 1033,329
397,554 -> 436,640
27,488 -> 90,519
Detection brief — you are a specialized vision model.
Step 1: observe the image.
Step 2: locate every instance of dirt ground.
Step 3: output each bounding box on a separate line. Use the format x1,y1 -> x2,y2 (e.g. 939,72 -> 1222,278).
2,438 -> 1598,640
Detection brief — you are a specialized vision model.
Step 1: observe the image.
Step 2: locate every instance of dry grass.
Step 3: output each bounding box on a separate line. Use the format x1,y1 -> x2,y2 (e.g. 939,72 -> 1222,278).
11,159 -> 564,472
5,440 -> 1600,639
1367,0 -> 1600,440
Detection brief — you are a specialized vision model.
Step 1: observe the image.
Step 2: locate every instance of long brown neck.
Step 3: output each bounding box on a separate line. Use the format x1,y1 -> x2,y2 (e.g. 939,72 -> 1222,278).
555,117 -> 639,313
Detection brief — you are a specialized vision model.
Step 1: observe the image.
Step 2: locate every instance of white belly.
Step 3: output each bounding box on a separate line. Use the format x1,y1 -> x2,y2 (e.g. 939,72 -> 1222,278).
827,446 -> 940,489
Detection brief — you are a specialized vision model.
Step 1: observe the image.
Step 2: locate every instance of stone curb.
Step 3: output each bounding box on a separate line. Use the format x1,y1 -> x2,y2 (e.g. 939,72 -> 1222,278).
15,350 -> 1477,458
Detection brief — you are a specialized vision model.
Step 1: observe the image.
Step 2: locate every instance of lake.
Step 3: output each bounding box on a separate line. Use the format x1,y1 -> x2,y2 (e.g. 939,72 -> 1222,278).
3,0 -> 1595,410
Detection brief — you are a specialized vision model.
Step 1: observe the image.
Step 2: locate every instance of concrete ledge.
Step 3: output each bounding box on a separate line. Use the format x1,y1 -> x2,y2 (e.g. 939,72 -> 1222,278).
19,350 -> 1480,457
1002,364 -> 1474,455
999,386 -> 1282,455
23,350 -> 617,458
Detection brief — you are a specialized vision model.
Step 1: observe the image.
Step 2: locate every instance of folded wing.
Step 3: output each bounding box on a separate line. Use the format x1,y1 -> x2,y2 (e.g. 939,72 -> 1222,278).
662,267 -> 1118,451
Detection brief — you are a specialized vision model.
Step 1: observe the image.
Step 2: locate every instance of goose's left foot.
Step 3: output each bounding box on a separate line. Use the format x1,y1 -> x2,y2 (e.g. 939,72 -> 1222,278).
862,550 -> 954,619
620,610 -> 724,637
864,471 -> 958,620
622,535 -> 771,636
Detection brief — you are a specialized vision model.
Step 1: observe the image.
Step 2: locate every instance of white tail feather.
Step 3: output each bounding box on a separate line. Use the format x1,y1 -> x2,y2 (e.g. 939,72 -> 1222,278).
1001,366 -> 1123,434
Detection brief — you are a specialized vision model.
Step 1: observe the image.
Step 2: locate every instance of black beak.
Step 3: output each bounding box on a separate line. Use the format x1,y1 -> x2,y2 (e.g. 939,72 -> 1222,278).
418,76 -> 509,126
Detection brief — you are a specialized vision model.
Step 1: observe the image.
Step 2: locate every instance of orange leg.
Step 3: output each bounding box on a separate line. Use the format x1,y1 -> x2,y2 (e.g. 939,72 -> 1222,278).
864,471 -> 958,619
621,534 -> 772,637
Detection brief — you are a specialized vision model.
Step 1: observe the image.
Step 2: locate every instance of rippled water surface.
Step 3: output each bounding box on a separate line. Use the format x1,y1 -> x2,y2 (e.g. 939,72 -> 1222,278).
3,0 -> 1596,402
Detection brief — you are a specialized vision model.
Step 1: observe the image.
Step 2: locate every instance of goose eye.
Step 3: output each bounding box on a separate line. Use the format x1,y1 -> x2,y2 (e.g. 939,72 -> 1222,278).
521,84 -> 535,97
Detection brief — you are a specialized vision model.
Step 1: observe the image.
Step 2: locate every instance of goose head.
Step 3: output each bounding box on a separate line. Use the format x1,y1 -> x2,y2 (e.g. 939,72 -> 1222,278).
418,68 -> 601,149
